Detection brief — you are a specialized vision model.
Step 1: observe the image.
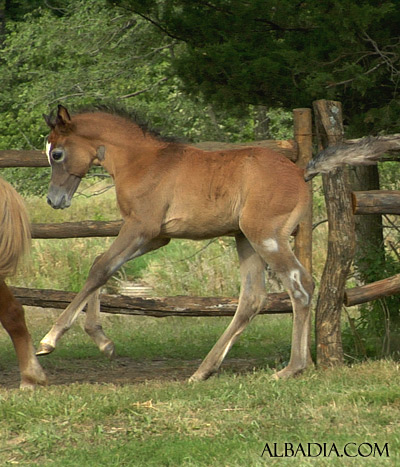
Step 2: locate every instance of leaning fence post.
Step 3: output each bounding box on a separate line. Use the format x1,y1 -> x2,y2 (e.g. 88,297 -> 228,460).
313,100 -> 356,368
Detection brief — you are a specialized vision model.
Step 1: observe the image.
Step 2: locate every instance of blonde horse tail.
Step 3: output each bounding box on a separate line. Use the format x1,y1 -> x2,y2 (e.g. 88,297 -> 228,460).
0,178 -> 31,278
304,134 -> 400,181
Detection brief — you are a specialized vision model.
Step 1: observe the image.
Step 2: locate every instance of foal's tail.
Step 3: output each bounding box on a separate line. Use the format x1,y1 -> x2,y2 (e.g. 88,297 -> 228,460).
0,178 -> 31,278
304,135 -> 400,181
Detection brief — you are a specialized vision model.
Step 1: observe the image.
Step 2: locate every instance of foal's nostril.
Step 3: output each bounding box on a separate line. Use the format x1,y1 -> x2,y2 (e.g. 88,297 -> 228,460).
47,197 -> 53,207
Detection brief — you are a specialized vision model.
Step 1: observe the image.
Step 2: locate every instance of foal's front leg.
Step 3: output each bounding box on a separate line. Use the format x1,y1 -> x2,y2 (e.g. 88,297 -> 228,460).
37,222 -> 152,356
84,289 -> 115,359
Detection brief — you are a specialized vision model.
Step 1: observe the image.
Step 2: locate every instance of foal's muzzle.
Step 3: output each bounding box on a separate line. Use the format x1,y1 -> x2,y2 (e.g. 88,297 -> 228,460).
47,175 -> 81,209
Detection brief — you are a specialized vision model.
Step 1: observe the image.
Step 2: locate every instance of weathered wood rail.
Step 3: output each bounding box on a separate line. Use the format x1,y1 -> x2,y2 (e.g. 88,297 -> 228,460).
10,287 -> 292,317
352,190 -> 400,215
32,220 -> 123,239
0,139 -> 297,168
344,274 -> 400,307
0,149 -> 49,167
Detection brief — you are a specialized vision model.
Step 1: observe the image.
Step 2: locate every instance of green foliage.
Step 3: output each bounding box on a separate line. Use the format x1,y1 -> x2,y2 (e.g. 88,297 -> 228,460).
115,0 -> 400,135
139,238 -> 241,297
0,0 -> 292,195
343,249 -> 400,360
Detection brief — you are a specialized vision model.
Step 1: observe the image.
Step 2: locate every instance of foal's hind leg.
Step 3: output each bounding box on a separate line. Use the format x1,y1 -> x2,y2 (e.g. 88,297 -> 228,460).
246,232 -> 314,378
189,234 -> 266,382
0,281 -> 47,389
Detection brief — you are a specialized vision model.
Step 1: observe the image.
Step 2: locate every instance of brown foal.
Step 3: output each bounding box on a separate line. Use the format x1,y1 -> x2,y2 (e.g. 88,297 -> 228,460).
0,178 -> 47,388
38,105 -> 396,381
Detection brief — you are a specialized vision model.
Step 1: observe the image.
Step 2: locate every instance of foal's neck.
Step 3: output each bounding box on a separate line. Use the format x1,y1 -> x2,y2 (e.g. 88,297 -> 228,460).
82,114 -> 166,175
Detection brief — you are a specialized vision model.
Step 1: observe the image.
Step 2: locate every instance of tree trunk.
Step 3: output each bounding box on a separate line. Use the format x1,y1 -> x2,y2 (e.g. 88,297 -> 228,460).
350,166 -> 385,281
313,100 -> 356,368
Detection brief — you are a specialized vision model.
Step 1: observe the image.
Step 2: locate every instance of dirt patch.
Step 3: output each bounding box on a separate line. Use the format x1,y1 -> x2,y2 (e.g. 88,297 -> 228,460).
0,356 -> 263,389
1,306 -> 266,389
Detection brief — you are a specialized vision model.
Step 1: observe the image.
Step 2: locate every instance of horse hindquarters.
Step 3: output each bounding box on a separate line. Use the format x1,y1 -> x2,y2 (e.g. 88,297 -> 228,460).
0,281 -> 47,389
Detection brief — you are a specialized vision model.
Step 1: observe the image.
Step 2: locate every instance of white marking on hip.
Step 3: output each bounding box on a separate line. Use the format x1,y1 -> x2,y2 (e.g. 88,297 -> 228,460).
263,238 -> 279,252
46,141 -> 52,165
289,269 -> 309,305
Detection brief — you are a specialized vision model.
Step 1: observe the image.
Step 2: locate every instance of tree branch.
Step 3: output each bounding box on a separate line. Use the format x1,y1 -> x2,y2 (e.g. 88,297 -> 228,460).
325,62 -> 384,88
118,77 -> 169,99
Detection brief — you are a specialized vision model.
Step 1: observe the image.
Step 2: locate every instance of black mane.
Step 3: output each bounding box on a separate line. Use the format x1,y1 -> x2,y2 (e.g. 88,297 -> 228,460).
48,102 -> 183,143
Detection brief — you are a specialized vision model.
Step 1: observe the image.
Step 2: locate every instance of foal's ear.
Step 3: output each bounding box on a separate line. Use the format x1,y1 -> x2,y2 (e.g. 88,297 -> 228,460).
56,105 -> 72,129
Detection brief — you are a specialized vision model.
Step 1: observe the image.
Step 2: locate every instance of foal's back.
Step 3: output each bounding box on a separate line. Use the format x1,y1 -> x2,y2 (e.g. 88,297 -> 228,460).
151,144 -> 308,240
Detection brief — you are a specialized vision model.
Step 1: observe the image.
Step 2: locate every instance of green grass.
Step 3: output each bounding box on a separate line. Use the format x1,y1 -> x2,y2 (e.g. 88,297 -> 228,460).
2,178 -> 399,464
1,312 -> 399,465
1,354 -> 399,464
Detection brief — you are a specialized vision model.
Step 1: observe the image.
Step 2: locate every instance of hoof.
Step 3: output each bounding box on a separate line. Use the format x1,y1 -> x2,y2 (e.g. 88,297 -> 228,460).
188,374 -> 201,383
274,366 -> 305,380
19,381 -> 36,391
36,342 -> 55,356
188,370 -> 213,383
101,341 -> 116,360
20,368 -> 48,390
20,378 -> 47,390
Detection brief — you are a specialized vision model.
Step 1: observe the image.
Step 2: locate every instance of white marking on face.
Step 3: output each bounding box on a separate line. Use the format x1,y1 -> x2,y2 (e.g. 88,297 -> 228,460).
289,269 -> 309,305
46,140 -> 52,165
263,238 -> 279,252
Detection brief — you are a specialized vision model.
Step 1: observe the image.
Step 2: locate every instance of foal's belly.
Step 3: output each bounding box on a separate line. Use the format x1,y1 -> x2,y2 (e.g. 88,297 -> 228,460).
160,211 -> 240,240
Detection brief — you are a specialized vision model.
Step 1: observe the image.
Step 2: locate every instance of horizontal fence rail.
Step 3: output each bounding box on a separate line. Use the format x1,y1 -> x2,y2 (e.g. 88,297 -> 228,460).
0,150 -> 49,167
352,190 -> 400,215
10,287 -> 293,317
345,274 -> 400,307
0,139 -> 298,169
32,220 -> 123,239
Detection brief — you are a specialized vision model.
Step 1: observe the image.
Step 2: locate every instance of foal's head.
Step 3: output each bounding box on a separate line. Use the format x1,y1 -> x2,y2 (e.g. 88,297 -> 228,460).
44,105 -> 105,209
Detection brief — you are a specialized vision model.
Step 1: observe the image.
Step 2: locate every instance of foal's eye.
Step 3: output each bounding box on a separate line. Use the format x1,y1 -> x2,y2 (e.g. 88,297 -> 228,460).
51,150 -> 65,162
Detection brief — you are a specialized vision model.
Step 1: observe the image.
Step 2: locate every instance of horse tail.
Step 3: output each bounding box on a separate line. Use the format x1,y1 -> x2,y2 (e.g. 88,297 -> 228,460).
304,135 -> 400,181
0,178 -> 31,278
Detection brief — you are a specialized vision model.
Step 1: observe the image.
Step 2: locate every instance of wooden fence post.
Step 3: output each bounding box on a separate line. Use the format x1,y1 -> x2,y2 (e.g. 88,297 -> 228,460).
313,100 -> 356,368
293,108 -> 313,357
293,108 -> 313,274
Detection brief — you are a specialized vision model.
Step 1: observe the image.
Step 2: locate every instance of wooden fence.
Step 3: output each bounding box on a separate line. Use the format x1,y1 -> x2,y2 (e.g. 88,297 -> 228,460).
313,99 -> 400,367
2,103 -> 399,367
